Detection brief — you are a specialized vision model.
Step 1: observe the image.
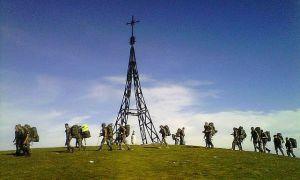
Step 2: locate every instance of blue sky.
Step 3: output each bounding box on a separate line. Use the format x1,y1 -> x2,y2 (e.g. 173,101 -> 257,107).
0,1 -> 299,154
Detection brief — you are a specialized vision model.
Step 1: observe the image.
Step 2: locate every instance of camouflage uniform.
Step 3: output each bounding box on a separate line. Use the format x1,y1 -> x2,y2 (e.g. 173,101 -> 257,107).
232,128 -> 242,151
118,125 -> 130,150
261,131 -> 271,153
172,134 -> 179,145
65,124 -> 73,152
13,125 -> 22,156
22,125 -> 31,156
285,138 -> 296,158
98,124 -> 113,151
159,126 -> 168,147
250,127 -> 261,152
179,127 -> 185,145
203,123 -> 214,148
273,135 -> 284,156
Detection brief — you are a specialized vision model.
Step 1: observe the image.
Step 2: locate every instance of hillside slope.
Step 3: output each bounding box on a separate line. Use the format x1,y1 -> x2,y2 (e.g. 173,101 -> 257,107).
0,145 -> 299,179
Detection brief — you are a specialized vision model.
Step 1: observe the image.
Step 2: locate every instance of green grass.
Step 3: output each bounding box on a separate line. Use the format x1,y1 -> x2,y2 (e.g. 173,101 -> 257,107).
0,145 -> 299,179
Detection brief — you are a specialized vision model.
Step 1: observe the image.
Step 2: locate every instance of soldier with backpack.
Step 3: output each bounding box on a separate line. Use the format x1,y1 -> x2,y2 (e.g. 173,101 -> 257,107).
117,124 -> 131,150
273,134 -> 284,156
13,124 -> 39,156
250,127 -> 261,152
231,127 -> 242,151
285,137 -> 296,158
203,122 -> 214,148
261,130 -> 271,153
98,123 -> 113,151
65,123 -> 73,152
13,124 -> 22,156
159,125 -> 168,147
179,127 -> 185,145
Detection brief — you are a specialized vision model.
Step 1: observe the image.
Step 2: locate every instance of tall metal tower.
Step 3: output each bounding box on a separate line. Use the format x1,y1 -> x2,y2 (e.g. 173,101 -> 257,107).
113,16 -> 160,144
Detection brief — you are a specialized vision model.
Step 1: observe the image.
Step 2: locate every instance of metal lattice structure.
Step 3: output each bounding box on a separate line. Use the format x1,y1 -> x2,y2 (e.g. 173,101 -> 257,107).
113,16 -> 160,144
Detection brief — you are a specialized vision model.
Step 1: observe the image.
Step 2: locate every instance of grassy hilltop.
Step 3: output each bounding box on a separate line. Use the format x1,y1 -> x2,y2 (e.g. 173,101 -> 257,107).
1,145 -> 300,179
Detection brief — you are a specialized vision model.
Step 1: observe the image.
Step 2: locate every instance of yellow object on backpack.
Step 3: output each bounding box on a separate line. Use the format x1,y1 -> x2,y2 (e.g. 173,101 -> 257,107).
82,124 -> 89,132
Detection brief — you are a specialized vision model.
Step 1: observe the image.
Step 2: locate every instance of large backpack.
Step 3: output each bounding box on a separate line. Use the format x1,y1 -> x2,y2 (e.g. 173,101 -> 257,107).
265,131 -> 271,142
240,128 -> 247,140
255,127 -> 261,136
176,129 -> 182,137
277,133 -> 284,143
209,123 -> 217,136
30,127 -> 39,142
289,138 -> 297,148
164,125 -> 171,136
71,125 -> 81,139
107,124 -> 113,138
125,124 -> 130,137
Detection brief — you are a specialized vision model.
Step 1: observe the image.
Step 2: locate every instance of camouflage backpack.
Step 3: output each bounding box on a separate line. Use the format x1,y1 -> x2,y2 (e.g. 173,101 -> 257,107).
209,123 -> 217,136
289,138 -> 297,148
176,128 -> 182,137
107,124 -> 113,138
30,127 -> 39,142
125,124 -> 130,137
71,125 -> 81,139
164,125 -> 171,136
239,128 -> 247,140
265,131 -> 271,142
277,133 -> 284,143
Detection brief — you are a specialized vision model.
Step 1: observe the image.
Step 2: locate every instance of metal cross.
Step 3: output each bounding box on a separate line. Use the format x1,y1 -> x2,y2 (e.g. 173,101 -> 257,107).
127,16 -> 140,38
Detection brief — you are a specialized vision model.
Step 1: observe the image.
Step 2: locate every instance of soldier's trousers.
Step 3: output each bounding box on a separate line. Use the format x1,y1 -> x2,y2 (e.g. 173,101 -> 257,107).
275,146 -> 284,156
99,137 -> 112,150
206,138 -> 214,148
232,140 -> 242,150
65,136 -> 74,152
287,149 -> 296,157
118,136 -> 130,150
262,141 -> 271,153
161,137 -> 168,146
180,137 -> 185,145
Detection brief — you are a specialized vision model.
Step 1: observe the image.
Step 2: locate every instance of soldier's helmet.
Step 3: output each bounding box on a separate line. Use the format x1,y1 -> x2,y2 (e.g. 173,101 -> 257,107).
239,126 -> 243,129
205,122 -> 208,126
101,123 -> 106,127
251,127 -> 254,130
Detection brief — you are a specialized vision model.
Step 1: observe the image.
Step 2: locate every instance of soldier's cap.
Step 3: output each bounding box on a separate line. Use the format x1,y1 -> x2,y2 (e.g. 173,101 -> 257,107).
65,123 -> 69,126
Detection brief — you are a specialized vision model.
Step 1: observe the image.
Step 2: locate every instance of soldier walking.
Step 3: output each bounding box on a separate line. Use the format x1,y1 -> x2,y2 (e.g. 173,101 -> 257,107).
203,123 -> 214,148
159,125 -> 168,147
261,130 -> 271,153
13,124 -> 22,156
250,127 -> 261,152
65,123 -> 73,152
285,137 -> 296,158
273,134 -> 284,156
180,127 -> 185,145
232,128 -> 242,151
117,124 -> 131,150
98,123 -> 113,151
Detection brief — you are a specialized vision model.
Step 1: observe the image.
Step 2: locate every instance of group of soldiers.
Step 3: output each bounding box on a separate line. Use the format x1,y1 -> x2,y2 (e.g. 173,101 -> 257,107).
14,122 -> 297,158
13,124 -> 39,156
159,125 -> 185,147
156,123 -> 297,158
65,123 -> 132,152
250,127 -> 297,157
